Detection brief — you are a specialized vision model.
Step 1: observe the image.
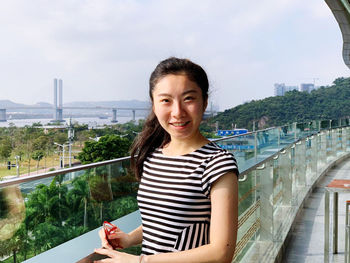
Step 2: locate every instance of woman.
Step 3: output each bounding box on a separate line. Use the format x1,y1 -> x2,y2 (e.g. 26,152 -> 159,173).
96,57 -> 238,263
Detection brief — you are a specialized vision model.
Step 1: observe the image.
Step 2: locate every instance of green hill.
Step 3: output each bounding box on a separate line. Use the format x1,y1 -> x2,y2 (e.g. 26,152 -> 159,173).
209,77 -> 350,130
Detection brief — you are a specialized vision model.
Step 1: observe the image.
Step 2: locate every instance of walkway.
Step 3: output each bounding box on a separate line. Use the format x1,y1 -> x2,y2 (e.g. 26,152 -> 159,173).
284,158 -> 350,263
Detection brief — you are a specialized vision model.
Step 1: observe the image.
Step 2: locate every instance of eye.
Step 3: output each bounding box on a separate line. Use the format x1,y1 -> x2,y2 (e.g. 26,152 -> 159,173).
160,98 -> 170,103
184,96 -> 195,101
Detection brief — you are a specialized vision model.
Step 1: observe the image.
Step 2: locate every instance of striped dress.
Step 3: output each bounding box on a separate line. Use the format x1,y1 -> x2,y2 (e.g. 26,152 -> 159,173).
137,142 -> 239,255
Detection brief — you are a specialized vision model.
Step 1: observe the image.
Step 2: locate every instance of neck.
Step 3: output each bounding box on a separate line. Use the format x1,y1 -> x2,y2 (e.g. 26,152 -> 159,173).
162,132 -> 209,156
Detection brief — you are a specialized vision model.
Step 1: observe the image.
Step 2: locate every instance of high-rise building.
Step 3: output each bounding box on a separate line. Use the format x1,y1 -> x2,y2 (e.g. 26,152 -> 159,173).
285,86 -> 298,93
274,83 -> 285,96
300,83 -> 314,93
274,83 -> 298,96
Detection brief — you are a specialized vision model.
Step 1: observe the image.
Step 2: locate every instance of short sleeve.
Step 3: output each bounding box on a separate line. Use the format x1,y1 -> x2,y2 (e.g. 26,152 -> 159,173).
201,151 -> 239,198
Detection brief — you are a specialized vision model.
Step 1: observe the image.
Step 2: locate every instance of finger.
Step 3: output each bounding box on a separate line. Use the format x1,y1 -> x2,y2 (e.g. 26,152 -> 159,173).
94,248 -> 117,257
99,229 -> 113,249
108,232 -> 123,239
102,242 -> 113,250
99,228 -> 106,238
94,259 -> 114,263
101,236 -> 113,249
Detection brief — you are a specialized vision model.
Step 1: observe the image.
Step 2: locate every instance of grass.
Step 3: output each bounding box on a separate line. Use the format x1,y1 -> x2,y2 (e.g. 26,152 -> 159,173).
0,155 -> 58,179
0,145 -> 83,180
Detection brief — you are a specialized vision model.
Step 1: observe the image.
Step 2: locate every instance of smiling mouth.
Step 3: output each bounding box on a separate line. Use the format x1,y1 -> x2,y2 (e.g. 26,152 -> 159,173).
171,121 -> 190,127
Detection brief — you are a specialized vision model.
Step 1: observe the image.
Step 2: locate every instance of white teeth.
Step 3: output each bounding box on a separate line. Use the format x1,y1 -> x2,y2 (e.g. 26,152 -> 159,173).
172,122 -> 187,127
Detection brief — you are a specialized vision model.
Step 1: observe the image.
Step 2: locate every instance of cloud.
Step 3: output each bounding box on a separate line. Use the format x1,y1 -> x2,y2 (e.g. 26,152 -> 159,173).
0,0 -> 348,110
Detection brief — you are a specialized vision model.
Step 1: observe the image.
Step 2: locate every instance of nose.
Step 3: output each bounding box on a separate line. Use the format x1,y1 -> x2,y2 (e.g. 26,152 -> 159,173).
172,101 -> 185,118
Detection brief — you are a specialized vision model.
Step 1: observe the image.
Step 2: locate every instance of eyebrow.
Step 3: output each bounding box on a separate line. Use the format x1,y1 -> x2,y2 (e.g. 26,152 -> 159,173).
156,89 -> 199,97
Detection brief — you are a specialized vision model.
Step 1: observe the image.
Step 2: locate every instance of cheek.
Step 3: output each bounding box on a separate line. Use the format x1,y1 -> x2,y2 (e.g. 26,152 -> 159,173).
191,104 -> 205,115
153,105 -> 168,122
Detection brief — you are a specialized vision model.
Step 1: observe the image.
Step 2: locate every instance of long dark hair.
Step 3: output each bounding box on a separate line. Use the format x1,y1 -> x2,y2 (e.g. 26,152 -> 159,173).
130,57 -> 209,180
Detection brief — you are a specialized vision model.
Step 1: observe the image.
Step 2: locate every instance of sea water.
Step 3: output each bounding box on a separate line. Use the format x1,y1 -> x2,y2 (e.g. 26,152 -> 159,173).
0,116 -> 145,128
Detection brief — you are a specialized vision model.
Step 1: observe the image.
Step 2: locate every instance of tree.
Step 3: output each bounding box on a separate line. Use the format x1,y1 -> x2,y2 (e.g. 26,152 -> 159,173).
78,134 -> 131,164
66,176 -> 90,228
32,136 -> 49,151
0,136 -> 12,161
208,77 -> 350,130
32,150 -> 45,171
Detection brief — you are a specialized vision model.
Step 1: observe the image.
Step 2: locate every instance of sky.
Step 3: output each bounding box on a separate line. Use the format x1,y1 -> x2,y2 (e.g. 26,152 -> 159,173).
0,0 -> 349,111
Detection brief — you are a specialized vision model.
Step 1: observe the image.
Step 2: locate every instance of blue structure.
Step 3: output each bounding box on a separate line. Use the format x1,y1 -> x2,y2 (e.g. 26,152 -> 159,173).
217,128 -> 248,136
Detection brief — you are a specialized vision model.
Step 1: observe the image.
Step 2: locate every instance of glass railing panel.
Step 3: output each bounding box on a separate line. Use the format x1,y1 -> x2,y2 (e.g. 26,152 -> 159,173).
347,127 -> 350,151
215,134 -> 256,172
307,135 -> 318,185
344,126 -> 349,150
273,149 -> 294,246
320,120 -> 331,130
309,120 -> 320,134
296,122 -> 310,139
290,144 -> 298,206
272,155 -> 284,242
346,118 -> 350,127
337,128 -> 345,156
233,170 -> 259,262
0,159 -> 138,263
330,128 -> 338,160
255,158 -> 282,260
342,127 -> 348,153
318,131 -> 327,172
326,129 -> 333,163
330,119 -> 338,129
340,118 -> 347,127
310,133 -> 319,184
279,125 -> 295,146
256,128 -> 280,162
294,139 -> 307,206
279,148 -> 293,207
294,123 -> 301,139
256,160 -> 273,244
272,157 -> 282,213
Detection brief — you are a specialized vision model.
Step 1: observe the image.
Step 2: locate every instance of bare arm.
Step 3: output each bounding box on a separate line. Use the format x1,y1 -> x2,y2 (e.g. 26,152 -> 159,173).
127,225 -> 143,247
143,172 -> 238,263
99,225 -> 143,249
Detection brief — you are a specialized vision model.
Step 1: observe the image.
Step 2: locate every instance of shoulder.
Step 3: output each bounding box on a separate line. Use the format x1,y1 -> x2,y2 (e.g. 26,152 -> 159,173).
201,142 -> 237,162
199,142 -> 239,174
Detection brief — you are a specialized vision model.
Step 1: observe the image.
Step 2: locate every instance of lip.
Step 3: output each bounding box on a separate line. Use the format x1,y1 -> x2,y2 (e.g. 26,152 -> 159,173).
170,121 -> 190,127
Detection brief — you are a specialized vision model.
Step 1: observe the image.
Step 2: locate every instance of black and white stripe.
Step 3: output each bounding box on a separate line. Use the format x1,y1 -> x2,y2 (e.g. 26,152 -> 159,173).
137,142 -> 238,255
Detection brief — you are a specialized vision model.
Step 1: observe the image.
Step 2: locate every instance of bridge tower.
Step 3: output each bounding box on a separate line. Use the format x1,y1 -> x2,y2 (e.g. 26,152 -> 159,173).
52,78 -> 64,122
111,108 -> 118,123
132,109 -> 136,122
0,109 -> 6,122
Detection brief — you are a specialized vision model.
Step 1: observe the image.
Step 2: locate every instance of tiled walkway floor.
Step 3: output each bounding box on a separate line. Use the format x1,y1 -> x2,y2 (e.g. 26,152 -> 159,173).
284,159 -> 350,263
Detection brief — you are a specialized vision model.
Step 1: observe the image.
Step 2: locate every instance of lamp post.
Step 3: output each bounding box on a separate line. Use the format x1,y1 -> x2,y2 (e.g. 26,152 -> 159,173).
54,142 -> 68,169
67,118 -> 75,167
15,155 -> 20,177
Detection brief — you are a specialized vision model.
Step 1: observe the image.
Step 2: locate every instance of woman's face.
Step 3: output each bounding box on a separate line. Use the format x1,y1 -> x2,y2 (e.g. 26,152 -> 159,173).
152,74 -> 207,143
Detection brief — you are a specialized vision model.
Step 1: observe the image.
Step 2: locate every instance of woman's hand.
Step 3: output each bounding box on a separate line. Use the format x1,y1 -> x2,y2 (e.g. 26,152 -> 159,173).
98,227 -> 132,250
94,248 -> 140,263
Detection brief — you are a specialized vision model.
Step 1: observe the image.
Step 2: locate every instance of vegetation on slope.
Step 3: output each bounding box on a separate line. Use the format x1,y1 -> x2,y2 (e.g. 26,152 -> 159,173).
209,77 -> 350,130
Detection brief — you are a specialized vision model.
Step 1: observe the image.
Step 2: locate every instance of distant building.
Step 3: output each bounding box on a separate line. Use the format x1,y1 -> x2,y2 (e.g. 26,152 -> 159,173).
300,83 -> 314,93
274,83 -> 298,96
274,83 -> 285,96
285,85 -> 298,93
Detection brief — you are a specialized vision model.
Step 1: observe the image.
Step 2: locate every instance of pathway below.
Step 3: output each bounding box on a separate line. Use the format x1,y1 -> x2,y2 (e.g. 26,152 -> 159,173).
284,159 -> 350,263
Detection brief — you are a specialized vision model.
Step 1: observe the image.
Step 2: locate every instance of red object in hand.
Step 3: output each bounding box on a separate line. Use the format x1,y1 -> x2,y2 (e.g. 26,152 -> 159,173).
103,221 -> 123,249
